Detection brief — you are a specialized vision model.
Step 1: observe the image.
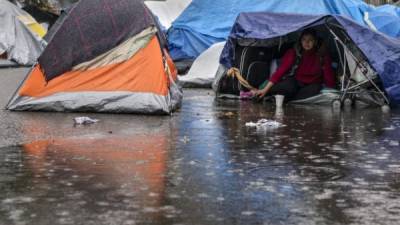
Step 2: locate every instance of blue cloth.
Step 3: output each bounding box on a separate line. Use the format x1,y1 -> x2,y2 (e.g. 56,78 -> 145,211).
167,0 -> 371,60
219,12 -> 400,104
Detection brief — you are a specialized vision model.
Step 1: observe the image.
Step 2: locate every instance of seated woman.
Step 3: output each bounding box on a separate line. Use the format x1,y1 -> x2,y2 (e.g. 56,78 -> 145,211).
253,28 -> 336,101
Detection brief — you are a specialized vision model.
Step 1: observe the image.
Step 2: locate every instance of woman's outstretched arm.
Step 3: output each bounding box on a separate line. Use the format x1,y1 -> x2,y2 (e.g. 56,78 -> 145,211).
254,48 -> 296,97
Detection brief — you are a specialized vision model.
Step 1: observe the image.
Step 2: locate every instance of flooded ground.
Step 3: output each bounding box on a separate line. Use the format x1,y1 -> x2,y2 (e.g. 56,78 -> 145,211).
1,68 -> 400,225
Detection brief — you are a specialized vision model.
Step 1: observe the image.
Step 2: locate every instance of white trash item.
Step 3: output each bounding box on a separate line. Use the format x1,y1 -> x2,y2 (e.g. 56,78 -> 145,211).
74,117 -> 99,125
245,119 -> 285,129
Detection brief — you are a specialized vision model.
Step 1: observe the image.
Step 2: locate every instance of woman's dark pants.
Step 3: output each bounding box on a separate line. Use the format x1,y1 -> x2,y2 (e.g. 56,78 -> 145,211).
269,77 -> 322,101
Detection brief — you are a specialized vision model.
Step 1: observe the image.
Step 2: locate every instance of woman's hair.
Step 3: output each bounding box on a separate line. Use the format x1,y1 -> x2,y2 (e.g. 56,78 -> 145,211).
300,28 -> 318,41
296,28 -> 327,57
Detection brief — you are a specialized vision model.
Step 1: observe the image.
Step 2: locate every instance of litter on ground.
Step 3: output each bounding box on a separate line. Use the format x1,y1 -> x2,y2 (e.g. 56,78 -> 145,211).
245,119 -> 285,129
74,117 -> 99,125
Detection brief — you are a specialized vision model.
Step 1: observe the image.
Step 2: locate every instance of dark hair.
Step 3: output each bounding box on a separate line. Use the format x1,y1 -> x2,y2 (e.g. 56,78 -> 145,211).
296,28 -> 326,56
300,28 -> 318,41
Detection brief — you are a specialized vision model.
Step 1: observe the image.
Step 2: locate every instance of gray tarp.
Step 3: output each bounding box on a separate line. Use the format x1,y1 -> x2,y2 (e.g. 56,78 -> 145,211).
0,0 -> 45,65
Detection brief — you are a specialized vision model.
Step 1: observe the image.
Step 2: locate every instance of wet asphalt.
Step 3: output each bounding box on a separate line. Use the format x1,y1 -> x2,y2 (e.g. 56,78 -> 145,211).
1,67 -> 400,225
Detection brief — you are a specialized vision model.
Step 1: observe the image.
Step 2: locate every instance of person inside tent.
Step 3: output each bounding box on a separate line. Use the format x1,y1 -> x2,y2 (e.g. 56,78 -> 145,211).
253,28 -> 336,102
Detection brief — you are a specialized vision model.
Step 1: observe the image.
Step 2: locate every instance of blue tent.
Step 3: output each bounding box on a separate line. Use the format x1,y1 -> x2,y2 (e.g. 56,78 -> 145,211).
219,12 -> 400,105
167,0 -> 371,60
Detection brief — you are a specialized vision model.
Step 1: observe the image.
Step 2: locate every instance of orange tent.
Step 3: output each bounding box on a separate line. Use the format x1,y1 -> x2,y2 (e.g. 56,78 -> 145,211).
7,0 -> 182,114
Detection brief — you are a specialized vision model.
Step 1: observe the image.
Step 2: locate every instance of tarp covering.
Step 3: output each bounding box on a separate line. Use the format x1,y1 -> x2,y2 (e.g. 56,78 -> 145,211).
144,0 -> 191,30
0,0 -> 45,65
7,0 -> 182,114
168,0 -> 372,60
364,4 -> 400,38
219,12 -> 400,104
374,4 -> 400,16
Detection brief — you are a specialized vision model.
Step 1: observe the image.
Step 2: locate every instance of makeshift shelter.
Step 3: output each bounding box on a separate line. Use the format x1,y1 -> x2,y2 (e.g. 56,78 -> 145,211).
167,0 -> 372,61
7,0 -> 182,114
0,0 -> 46,66
214,12 -> 400,107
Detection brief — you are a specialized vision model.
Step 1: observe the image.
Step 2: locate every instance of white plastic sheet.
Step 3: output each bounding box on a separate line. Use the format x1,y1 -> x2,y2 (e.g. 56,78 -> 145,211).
179,41 -> 225,88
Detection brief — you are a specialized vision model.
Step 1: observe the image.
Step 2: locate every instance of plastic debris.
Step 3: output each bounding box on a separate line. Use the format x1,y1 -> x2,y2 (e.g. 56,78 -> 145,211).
73,117 -> 99,125
245,119 -> 285,129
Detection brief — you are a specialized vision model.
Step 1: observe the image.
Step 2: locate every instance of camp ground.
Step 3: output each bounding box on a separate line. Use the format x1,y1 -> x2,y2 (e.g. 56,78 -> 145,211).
6,0 -> 182,114
2,1 -> 400,225
214,12 -> 400,109
0,0 -> 46,67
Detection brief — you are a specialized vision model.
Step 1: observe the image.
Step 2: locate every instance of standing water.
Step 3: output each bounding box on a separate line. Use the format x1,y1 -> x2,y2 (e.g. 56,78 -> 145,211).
1,88 -> 400,225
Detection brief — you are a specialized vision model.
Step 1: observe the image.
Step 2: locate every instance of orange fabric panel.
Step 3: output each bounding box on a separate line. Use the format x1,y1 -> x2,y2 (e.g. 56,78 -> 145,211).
19,37 -> 169,97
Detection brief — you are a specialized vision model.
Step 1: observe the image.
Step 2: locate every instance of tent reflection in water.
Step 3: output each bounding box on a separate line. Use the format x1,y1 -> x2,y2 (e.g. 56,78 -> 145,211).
7,0 -> 182,114
22,135 -> 170,212
215,12 -> 400,108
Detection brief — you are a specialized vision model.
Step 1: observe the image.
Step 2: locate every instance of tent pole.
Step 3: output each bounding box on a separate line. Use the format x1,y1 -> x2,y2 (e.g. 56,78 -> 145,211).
326,24 -> 390,105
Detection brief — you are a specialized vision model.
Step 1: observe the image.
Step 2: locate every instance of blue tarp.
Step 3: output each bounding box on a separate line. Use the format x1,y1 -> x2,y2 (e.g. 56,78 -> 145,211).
219,12 -> 400,104
167,0 -> 371,60
375,4 -> 400,16
366,5 -> 400,38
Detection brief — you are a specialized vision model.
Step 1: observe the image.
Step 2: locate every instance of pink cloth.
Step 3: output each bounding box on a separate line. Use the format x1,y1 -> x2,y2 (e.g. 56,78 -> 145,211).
240,91 -> 254,99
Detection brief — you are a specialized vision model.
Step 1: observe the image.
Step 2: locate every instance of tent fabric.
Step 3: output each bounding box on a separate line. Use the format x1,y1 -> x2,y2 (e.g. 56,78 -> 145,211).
7,0 -> 182,114
72,26 -> 157,71
167,0 -> 371,60
39,0 -> 158,81
144,0 -> 191,30
219,12 -> 400,104
178,41 -> 225,88
0,0 -> 46,65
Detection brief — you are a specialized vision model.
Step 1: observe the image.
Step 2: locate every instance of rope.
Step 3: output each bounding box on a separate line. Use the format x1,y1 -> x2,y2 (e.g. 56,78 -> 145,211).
226,67 -> 256,91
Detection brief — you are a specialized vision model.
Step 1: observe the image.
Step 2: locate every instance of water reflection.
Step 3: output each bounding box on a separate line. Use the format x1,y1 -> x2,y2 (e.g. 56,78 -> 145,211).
213,100 -> 400,224
1,90 -> 400,225
0,118 -> 175,225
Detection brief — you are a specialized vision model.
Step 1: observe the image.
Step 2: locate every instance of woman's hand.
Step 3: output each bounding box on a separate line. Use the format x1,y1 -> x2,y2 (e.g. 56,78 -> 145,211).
251,88 -> 268,98
251,81 -> 274,98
